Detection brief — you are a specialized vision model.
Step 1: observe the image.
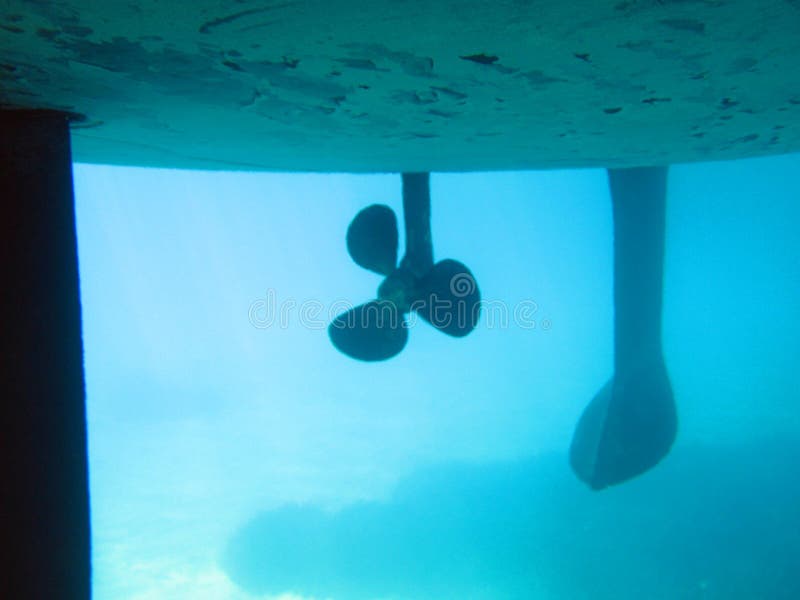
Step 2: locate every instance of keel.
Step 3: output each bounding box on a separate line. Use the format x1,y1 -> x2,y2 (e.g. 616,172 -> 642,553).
570,166 -> 677,489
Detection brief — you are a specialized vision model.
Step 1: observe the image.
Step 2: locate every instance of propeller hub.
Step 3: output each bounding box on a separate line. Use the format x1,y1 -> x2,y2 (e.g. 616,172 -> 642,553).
377,267 -> 418,312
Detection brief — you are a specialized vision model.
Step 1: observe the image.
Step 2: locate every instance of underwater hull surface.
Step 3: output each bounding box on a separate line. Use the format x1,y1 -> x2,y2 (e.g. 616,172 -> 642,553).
1,0 -> 799,171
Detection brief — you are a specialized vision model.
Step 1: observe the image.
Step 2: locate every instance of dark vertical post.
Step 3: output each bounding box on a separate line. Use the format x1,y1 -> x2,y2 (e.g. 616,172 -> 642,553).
570,166 -> 676,489
609,167 -> 667,371
400,172 -> 434,277
0,111 -> 90,598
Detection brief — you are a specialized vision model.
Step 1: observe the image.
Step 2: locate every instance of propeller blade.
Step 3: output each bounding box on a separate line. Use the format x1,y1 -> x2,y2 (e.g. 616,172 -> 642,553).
346,204 -> 398,276
414,259 -> 481,337
328,300 -> 408,361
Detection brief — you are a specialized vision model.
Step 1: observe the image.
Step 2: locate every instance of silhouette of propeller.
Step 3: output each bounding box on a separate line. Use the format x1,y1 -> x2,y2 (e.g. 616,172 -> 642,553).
329,173 -> 481,361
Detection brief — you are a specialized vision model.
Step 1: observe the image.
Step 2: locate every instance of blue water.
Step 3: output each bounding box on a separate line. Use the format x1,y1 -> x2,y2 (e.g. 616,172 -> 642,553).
74,155 -> 800,599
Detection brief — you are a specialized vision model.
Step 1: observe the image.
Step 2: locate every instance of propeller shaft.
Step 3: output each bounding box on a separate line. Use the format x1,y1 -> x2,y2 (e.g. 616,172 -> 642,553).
401,173 -> 434,277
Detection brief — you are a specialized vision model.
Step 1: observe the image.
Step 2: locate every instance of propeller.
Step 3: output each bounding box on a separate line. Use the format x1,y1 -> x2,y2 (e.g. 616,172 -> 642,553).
329,173 -> 481,361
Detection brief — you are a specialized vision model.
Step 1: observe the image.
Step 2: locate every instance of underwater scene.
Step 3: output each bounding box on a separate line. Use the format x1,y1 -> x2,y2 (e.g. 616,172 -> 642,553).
74,154 -> 800,599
